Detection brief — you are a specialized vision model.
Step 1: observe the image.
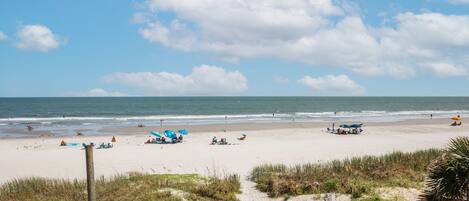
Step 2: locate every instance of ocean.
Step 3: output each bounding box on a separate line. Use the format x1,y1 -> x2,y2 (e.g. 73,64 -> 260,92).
0,97 -> 468,136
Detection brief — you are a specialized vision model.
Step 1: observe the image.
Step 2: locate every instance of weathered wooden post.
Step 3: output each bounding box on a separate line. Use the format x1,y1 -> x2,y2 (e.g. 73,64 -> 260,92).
85,144 -> 96,201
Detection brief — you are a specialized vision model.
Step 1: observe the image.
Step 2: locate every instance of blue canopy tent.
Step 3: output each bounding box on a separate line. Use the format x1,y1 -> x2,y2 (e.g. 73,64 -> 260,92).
349,124 -> 363,128
150,131 -> 162,138
178,129 -> 189,135
164,130 -> 177,139
340,124 -> 362,129
339,124 -> 351,128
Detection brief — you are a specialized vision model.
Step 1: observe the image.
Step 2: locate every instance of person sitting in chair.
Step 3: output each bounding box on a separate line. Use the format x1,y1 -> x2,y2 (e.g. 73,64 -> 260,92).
211,136 -> 218,145
178,135 -> 183,142
220,138 -> 227,145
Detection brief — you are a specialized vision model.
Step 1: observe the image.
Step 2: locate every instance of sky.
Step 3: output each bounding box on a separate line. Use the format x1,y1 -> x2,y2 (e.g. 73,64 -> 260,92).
1,0 -> 469,97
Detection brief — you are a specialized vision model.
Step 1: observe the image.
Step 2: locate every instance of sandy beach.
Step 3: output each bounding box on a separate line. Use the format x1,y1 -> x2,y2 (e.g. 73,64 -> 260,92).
1,118 -> 468,200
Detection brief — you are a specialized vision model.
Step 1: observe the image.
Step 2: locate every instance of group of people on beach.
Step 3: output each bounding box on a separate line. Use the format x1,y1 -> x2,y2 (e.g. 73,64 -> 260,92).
145,129 -> 187,144
450,115 -> 463,126
59,136 -> 117,149
210,134 -> 247,145
326,123 -> 364,135
146,135 -> 183,144
327,127 -> 363,135
334,128 -> 363,135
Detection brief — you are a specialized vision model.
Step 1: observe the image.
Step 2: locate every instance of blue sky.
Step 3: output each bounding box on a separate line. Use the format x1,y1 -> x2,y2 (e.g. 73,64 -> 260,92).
1,0 -> 469,97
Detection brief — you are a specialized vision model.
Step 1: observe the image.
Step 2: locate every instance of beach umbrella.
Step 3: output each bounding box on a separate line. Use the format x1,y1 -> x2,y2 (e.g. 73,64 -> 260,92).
164,130 -> 177,138
451,116 -> 462,121
178,129 -> 189,135
150,131 -> 162,138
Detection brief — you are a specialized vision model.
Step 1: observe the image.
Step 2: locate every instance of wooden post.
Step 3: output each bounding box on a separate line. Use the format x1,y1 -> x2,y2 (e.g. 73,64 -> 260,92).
85,144 -> 96,201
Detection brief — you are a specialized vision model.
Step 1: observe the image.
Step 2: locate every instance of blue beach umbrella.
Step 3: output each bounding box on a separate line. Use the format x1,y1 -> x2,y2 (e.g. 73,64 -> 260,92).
164,130 -> 177,138
150,131 -> 162,138
178,129 -> 189,135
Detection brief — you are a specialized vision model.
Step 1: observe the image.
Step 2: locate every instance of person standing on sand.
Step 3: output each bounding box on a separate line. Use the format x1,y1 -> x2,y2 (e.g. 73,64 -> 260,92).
430,114 -> 433,119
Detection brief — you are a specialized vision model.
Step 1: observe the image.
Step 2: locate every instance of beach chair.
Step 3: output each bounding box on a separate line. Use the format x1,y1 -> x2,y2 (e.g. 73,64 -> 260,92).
97,143 -> 106,149
171,138 -> 178,144
155,138 -> 162,144
97,143 -> 113,149
219,138 -> 228,145
178,135 -> 183,143
237,134 -> 246,141
211,137 -> 218,145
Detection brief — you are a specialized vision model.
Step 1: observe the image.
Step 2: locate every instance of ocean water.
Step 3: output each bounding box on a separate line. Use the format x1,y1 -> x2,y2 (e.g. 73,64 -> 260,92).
0,97 -> 468,136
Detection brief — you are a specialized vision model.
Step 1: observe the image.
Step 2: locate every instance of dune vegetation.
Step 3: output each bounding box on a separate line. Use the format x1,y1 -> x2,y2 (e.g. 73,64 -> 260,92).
0,173 -> 240,201
250,149 -> 443,199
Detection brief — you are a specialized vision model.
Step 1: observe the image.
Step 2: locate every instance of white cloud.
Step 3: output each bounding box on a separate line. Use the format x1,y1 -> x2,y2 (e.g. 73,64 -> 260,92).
66,88 -> 126,97
0,31 -> 6,41
102,65 -> 248,95
298,75 -> 365,95
420,62 -> 467,77
448,0 -> 469,5
16,24 -> 61,52
136,1 -> 469,78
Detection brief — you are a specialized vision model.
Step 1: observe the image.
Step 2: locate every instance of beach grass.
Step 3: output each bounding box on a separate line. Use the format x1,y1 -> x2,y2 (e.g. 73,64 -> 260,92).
250,149 -> 443,198
0,173 -> 240,201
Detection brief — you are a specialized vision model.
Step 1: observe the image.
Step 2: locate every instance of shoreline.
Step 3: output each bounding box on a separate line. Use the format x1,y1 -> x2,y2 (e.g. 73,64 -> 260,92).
0,117 -> 456,139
